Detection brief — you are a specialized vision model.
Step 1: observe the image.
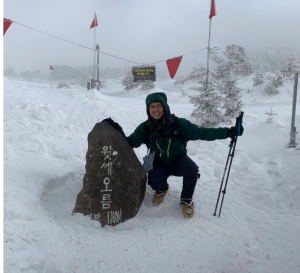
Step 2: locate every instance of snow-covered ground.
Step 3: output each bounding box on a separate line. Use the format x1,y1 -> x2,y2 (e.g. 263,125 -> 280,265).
3,76 -> 300,273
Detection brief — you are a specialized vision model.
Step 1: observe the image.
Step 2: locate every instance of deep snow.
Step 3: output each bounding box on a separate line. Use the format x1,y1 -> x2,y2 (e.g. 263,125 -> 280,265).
3,76 -> 300,273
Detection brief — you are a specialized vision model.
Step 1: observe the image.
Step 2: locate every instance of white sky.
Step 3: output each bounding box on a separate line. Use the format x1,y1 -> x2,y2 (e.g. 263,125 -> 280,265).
3,0 -> 300,73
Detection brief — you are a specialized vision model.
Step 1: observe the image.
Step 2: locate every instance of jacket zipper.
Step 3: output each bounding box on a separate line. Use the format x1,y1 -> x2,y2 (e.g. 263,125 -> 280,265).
156,139 -> 163,157
167,139 -> 171,157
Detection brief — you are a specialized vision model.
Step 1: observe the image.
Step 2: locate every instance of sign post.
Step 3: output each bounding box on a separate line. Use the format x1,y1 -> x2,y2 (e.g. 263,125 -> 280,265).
288,73 -> 298,148
96,44 -> 100,91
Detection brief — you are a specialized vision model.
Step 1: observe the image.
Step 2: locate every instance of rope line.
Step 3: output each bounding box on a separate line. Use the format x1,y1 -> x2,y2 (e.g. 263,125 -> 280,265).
12,20 -> 207,65
13,20 -> 141,64
14,21 -> 95,51
150,47 -> 207,64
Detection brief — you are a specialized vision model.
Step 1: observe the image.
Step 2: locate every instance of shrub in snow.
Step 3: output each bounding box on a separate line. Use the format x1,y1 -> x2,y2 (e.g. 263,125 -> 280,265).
280,52 -> 300,78
122,70 -> 140,90
219,76 -> 243,123
264,83 -> 279,96
263,71 -> 284,96
272,72 -> 284,88
252,71 -> 265,86
139,81 -> 155,91
57,79 -> 70,89
265,107 -> 278,123
190,79 -> 223,127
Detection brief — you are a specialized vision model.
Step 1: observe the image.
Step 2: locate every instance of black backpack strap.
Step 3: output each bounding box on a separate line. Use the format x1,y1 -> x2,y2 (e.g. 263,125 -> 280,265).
144,121 -> 151,147
169,114 -> 186,146
143,114 -> 186,148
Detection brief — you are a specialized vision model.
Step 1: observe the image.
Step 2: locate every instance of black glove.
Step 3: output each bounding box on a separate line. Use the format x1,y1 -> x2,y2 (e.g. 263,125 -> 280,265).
227,127 -> 236,138
227,124 -> 244,138
102,117 -> 119,130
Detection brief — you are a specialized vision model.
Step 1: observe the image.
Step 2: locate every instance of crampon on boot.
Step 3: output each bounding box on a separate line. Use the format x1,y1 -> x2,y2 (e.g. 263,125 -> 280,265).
152,190 -> 168,207
181,198 -> 194,218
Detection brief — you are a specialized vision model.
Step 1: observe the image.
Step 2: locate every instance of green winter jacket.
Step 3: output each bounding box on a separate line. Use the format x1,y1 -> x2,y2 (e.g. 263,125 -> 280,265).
117,92 -> 228,164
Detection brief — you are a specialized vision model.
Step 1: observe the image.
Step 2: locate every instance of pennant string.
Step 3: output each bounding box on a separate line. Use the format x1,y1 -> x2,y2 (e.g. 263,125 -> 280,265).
11,20 -> 208,65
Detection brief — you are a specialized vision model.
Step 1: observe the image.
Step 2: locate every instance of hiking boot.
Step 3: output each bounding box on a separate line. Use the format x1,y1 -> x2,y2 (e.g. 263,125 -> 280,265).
152,184 -> 169,207
180,198 -> 194,218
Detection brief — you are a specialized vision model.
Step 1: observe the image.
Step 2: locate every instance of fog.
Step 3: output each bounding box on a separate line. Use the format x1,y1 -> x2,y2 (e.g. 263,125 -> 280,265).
3,0 -> 300,76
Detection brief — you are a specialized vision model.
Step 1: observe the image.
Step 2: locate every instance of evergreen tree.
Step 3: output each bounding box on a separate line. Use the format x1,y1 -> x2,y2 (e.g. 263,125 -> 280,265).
190,79 -> 223,127
122,70 -> 140,90
219,76 -> 243,123
265,107 -> 278,123
280,53 -> 300,78
223,45 -> 253,76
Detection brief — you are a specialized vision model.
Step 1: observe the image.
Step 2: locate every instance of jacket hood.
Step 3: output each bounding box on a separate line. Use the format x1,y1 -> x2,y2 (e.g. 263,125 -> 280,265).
145,92 -> 171,119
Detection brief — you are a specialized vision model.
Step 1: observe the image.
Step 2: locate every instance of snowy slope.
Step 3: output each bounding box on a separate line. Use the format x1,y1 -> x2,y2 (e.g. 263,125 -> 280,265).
3,76 -> 300,273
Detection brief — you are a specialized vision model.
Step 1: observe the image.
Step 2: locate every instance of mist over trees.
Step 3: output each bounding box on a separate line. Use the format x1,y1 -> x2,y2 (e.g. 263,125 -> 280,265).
249,47 -> 298,73
251,49 -> 299,91
4,65 -> 19,78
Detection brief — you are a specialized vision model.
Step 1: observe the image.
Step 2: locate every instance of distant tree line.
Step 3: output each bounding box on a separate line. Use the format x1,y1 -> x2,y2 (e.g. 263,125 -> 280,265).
4,64 -> 132,82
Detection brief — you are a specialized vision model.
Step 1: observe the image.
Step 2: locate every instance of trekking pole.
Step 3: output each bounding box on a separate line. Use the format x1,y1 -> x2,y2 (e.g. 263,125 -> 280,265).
213,111 -> 244,217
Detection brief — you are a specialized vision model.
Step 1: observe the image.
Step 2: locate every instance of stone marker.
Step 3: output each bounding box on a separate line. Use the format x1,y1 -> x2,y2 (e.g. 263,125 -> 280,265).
73,121 -> 147,226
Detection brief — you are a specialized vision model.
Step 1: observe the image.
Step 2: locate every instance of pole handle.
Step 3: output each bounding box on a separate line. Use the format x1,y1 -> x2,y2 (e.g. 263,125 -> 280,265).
235,111 -> 244,137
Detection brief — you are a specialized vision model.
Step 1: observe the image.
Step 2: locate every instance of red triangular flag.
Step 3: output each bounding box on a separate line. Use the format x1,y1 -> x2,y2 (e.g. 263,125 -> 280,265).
50,65 -> 54,70
4,18 -> 13,36
166,56 -> 183,79
209,0 -> 217,19
90,13 -> 98,29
